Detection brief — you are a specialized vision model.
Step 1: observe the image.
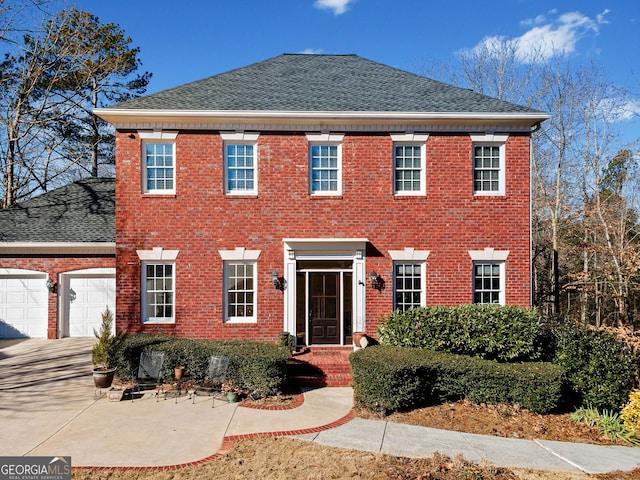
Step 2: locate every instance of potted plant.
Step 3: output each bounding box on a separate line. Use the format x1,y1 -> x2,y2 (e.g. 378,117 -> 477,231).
91,307 -> 118,389
278,331 -> 296,355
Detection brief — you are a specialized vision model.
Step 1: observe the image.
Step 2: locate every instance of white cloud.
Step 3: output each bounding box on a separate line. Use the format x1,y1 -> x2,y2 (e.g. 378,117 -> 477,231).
300,48 -> 324,54
467,10 -> 604,63
314,0 -> 353,15
597,9 -> 611,24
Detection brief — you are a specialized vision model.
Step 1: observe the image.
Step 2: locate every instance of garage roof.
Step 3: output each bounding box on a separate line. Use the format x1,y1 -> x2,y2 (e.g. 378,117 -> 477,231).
0,178 -> 114,243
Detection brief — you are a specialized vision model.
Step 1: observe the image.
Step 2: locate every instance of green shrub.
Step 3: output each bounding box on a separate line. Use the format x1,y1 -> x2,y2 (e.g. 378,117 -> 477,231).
113,334 -> 289,396
571,406 -> 640,446
552,325 -> 637,409
350,346 -> 563,413
377,305 -> 545,362
350,346 -> 434,412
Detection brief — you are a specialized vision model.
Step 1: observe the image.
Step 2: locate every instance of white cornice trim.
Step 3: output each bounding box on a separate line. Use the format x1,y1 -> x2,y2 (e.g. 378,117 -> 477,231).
95,108 -> 549,132
0,242 -> 115,255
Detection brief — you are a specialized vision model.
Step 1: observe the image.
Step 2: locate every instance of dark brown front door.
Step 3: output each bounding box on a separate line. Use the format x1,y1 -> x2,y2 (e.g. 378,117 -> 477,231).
309,272 -> 340,344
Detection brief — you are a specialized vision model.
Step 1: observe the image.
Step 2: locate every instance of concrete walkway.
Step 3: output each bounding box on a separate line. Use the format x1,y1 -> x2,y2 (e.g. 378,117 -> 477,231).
1,338 -> 640,474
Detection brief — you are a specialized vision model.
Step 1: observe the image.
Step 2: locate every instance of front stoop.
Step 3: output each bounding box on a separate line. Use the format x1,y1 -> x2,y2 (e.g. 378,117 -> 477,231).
286,347 -> 353,387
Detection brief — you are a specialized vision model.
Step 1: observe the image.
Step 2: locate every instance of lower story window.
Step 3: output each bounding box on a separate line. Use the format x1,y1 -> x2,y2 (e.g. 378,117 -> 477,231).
142,262 -> 175,323
394,262 -> 424,311
225,262 -> 256,322
473,262 -> 502,304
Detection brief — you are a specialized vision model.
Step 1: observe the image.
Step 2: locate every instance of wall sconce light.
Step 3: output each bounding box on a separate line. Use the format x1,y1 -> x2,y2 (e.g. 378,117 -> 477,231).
370,271 -> 383,291
272,270 -> 284,291
46,278 -> 57,294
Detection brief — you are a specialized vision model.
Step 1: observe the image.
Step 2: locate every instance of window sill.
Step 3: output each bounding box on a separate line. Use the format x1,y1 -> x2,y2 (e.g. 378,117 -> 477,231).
310,195 -> 343,199
142,319 -> 176,325
225,194 -> 259,199
142,193 -> 177,198
224,318 -> 257,324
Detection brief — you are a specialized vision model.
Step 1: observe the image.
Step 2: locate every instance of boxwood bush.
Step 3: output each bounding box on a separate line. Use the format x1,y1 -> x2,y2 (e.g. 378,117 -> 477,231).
377,305 -> 545,362
113,334 -> 290,396
350,346 -> 563,413
551,325 -> 637,409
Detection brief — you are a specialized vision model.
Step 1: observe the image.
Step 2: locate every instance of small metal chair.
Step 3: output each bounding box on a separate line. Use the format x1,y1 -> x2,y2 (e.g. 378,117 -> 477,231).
131,351 -> 165,402
191,355 -> 230,407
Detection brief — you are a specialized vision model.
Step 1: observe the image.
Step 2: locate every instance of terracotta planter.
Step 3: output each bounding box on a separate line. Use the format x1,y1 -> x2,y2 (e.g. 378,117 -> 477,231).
174,366 -> 185,380
353,331 -> 366,348
92,367 -> 116,389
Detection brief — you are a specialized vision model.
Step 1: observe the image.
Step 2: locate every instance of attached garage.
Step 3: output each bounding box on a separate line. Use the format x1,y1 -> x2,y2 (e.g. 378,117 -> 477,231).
0,269 -> 48,338
0,178 -> 115,339
61,269 -> 116,337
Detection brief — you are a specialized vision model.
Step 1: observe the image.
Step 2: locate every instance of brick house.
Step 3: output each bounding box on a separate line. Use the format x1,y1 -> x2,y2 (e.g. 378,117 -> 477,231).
95,54 -> 548,347
0,178 -> 115,338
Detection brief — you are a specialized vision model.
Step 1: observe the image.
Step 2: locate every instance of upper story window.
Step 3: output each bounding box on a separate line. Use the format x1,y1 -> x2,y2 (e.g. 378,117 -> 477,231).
470,134 -> 508,196
139,131 -> 178,194
468,248 -> 509,305
137,247 -> 179,324
306,133 -> 344,196
222,132 -> 259,195
391,133 -> 428,196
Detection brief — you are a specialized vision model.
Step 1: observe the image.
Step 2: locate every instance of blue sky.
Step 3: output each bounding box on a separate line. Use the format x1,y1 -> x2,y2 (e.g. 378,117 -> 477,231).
75,0 -> 639,138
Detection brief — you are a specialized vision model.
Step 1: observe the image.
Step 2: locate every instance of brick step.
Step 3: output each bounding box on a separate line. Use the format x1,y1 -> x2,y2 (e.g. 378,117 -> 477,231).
286,347 -> 353,387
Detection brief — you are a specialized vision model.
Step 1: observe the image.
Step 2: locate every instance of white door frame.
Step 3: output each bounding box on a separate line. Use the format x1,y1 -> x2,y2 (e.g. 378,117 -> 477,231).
282,238 -> 368,345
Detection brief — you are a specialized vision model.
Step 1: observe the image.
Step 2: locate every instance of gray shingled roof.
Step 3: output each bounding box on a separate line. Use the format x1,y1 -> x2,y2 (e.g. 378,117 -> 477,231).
107,54 -> 541,114
0,178 -> 114,243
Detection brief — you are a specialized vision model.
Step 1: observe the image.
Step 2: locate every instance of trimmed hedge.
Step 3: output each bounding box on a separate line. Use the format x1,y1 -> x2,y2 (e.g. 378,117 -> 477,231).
112,334 -> 290,396
377,305 -> 545,362
350,346 -> 563,414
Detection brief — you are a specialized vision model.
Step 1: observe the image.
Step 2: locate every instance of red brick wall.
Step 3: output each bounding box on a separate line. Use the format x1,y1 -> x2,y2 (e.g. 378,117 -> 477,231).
0,256 -> 115,338
115,131 -> 531,341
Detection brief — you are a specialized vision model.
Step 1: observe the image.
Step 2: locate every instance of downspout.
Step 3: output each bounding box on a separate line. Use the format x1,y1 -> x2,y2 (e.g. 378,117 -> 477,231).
529,122 -> 540,307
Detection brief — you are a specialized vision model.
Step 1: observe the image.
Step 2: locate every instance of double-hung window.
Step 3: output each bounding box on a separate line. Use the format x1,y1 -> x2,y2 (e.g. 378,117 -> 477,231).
471,134 -> 508,196
138,248 -> 179,324
469,248 -> 509,305
142,263 -> 175,322
394,262 -> 424,311
391,134 -> 428,196
224,262 -> 256,321
389,248 -> 430,312
222,132 -> 259,195
307,133 -> 343,196
473,263 -> 502,304
139,131 -> 178,194
219,248 -> 261,323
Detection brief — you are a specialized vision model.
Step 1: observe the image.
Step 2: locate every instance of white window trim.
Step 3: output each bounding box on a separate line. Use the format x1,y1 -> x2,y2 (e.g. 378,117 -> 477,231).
137,247 -> 179,324
391,134 -> 428,196
219,248 -> 261,323
139,130 -> 178,195
468,248 -> 509,306
306,133 -> 344,196
141,261 -> 176,324
389,248 -> 430,310
471,133 -> 508,197
221,132 -> 259,196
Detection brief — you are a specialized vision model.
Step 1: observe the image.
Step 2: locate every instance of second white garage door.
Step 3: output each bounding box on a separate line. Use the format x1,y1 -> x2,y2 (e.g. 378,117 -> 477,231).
63,270 -> 115,337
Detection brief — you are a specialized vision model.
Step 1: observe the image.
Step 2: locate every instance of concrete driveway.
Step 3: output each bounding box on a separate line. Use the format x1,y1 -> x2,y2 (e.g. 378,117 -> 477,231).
0,338 -> 354,468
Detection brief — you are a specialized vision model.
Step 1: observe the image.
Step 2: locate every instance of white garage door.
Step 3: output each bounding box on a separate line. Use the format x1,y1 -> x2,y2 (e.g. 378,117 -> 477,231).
0,270 -> 48,338
65,274 -> 115,337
